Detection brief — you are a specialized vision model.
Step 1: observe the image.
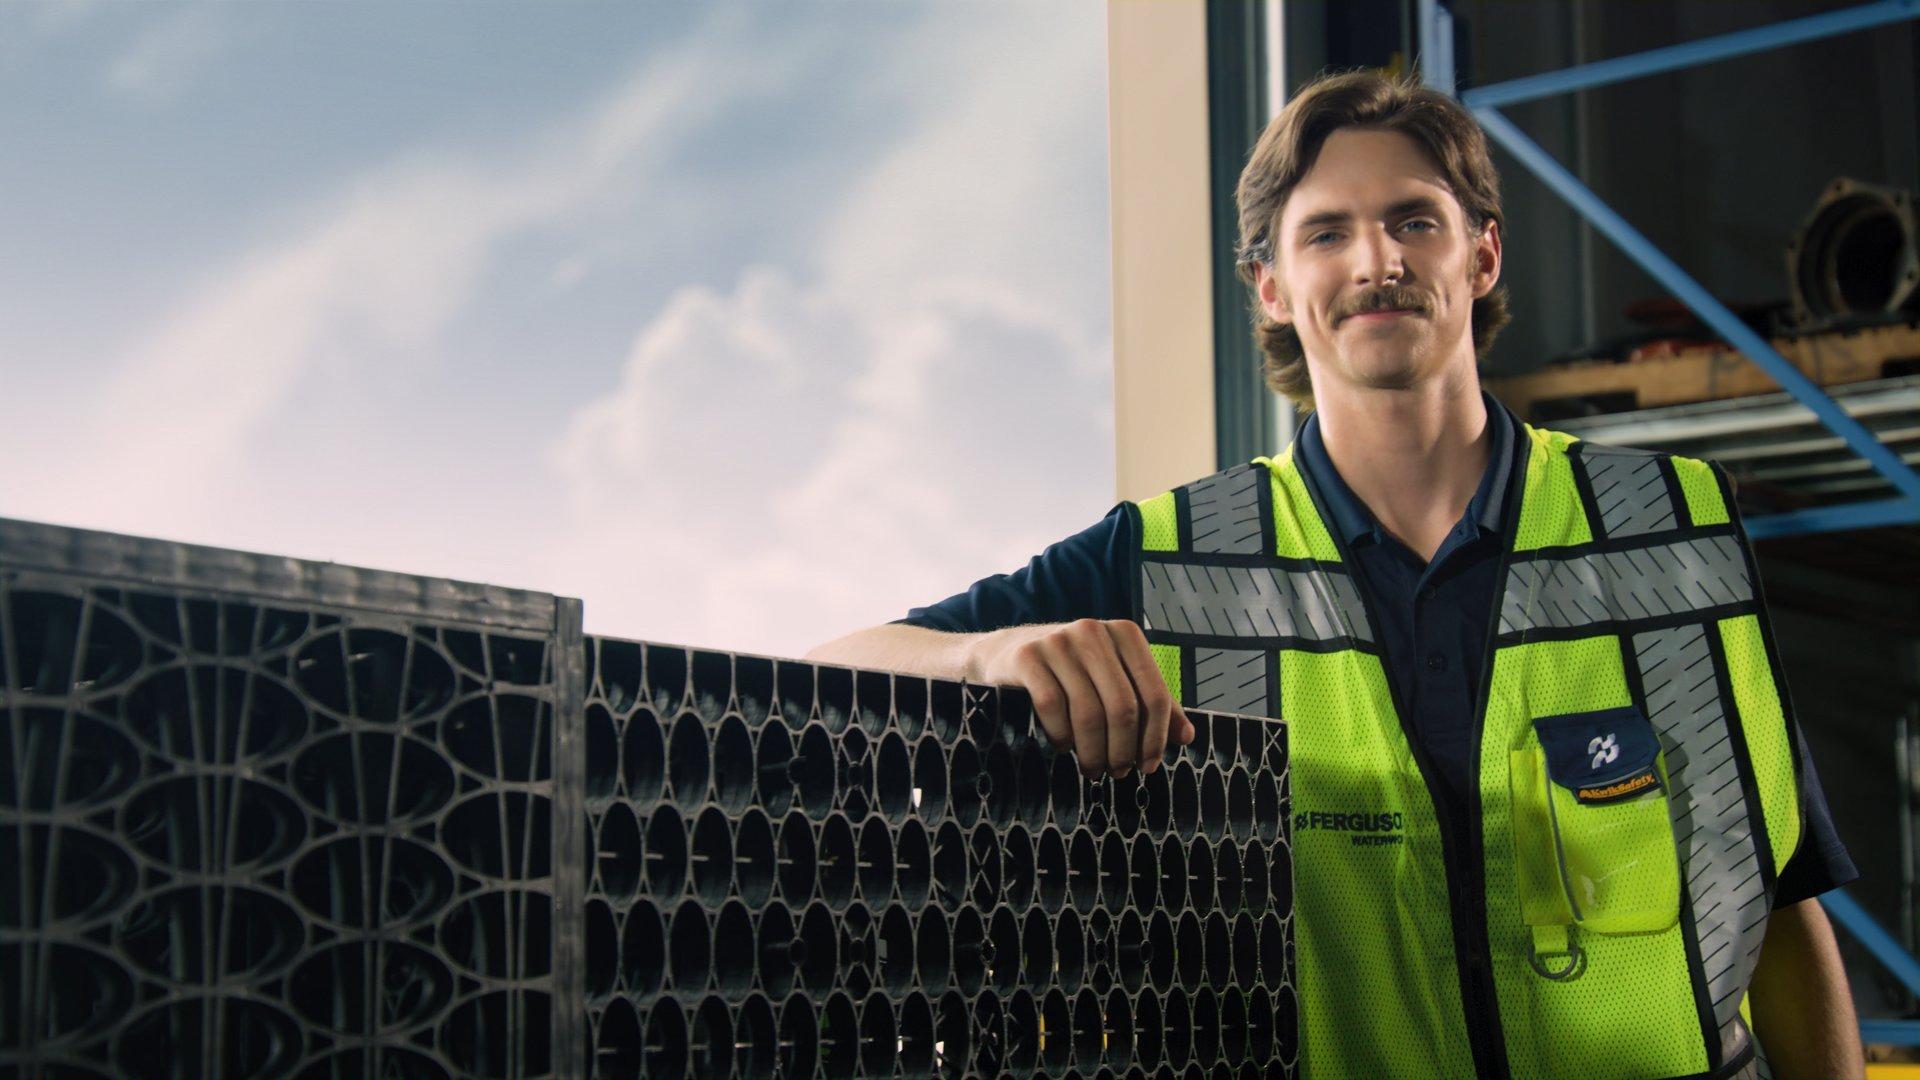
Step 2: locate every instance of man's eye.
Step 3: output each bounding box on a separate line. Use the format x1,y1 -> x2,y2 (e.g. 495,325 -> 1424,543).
1401,220 -> 1437,233
1307,232 -> 1338,246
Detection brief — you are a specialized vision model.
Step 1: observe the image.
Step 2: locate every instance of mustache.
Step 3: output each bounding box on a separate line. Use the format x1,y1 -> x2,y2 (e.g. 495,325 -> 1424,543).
1335,285 -> 1430,323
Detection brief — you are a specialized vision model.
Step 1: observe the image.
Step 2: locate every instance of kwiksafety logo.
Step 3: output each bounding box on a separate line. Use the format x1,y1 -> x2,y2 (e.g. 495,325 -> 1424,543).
1292,810 -> 1406,846
1577,770 -> 1658,804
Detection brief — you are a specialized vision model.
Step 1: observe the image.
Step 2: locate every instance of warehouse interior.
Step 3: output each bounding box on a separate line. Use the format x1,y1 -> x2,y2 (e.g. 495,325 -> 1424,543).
1110,0 -> 1920,1049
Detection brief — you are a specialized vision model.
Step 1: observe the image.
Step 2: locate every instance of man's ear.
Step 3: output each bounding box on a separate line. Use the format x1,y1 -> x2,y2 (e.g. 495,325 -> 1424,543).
1470,219 -> 1503,299
1256,262 -> 1294,326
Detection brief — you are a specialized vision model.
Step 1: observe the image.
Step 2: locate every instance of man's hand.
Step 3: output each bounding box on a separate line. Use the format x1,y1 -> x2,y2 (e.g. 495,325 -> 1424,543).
966,619 -> 1195,780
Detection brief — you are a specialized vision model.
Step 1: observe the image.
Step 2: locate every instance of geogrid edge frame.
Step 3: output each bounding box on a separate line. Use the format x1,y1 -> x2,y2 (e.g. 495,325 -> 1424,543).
0,516 -> 590,1080
0,515 -> 1297,1078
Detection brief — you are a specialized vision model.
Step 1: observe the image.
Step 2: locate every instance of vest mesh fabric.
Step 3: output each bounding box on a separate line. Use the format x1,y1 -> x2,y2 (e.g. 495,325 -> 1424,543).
1513,428 -> 1591,553
1720,614 -> 1802,875
1673,456 -> 1732,527
1137,491 -> 1184,701
1282,647 -> 1474,1078
1261,449 -> 1341,563
1482,635 -> 1708,1078
1125,423 -> 1796,1080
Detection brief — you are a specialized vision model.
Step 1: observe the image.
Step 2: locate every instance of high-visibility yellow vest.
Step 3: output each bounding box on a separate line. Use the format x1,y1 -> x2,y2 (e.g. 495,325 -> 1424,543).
1134,424 -> 1802,1080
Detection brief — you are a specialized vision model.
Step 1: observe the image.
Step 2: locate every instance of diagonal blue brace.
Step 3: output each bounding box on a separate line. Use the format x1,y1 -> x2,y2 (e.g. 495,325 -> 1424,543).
1471,107 -> 1920,524
1429,0 -> 1920,537
1742,497 -> 1920,540
1822,889 -> 1920,1000
1860,1019 -> 1920,1046
1462,0 -> 1920,109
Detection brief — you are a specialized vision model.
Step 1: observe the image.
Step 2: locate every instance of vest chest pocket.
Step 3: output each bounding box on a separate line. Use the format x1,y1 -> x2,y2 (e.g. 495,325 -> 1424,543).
1510,705 -> 1680,977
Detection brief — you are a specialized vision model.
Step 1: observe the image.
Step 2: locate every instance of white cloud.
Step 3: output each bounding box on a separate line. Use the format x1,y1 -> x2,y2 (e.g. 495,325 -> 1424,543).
550,256 -> 591,292
546,7 -> 1117,657
546,268 -> 1112,655
816,2 -> 1111,315
105,7 -> 230,104
12,7 -> 803,534
7,3 -> 1116,665
24,0 -> 100,35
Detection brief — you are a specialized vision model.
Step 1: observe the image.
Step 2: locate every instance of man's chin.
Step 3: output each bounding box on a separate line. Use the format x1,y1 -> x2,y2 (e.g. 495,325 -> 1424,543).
1334,353 -> 1424,392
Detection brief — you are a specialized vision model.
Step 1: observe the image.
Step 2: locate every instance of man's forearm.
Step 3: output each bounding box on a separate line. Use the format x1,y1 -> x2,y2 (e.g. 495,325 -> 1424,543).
1749,896 -> 1864,1079
803,623 -> 1002,681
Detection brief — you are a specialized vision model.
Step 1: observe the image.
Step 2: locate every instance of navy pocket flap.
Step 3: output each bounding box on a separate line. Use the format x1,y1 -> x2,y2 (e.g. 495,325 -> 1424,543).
1533,706 -> 1661,801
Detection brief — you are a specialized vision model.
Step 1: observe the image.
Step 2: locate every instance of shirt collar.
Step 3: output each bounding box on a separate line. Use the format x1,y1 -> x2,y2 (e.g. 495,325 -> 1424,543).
1291,390 -> 1521,548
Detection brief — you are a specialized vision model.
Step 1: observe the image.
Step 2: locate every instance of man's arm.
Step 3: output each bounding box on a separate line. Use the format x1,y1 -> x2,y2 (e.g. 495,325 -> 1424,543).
806,620 -> 1193,779
804,623 -> 991,682
1748,896 -> 1864,1079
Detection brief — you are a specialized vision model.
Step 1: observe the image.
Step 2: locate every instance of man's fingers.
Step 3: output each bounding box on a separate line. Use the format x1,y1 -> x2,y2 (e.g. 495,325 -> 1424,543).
1105,620 -> 1175,774
997,620 -> 1193,779
1071,621 -> 1140,778
1037,634 -> 1109,778
1009,639 -> 1074,752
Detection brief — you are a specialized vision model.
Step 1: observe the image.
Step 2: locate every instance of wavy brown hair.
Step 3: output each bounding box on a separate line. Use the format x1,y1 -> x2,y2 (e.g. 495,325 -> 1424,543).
1235,70 -> 1512,411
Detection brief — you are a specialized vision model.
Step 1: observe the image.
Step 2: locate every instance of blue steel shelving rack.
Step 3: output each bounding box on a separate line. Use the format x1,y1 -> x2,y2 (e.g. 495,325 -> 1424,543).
1416,0 -> 1920,1043
1421,0 -> 1920,540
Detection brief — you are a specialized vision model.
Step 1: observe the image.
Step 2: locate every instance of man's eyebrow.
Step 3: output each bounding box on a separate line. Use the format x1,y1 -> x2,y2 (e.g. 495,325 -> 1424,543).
1292,197 -> 1448,236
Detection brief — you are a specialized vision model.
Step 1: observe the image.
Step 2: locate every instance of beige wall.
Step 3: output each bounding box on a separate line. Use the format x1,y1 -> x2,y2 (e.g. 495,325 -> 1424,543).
1107,0 -> 1219,503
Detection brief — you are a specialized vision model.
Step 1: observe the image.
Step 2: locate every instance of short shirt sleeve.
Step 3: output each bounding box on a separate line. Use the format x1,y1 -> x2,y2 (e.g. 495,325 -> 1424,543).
1771,722 -> 1859,906
1712,462 -> 1857,907
895,504 -> 1137,633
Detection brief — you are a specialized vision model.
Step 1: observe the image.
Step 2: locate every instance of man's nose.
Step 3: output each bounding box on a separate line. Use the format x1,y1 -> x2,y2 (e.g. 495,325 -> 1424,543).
1352,227 -> 1406,286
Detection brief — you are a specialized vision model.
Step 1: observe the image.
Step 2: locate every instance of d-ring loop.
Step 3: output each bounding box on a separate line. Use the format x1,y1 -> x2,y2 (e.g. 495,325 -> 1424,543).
1528,942 -> 1587,981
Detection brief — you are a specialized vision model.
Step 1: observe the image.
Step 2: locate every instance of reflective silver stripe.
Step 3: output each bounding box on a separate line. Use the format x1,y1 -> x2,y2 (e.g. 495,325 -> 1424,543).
1727,1034 -> 1764,1080
1191,647 -> 1270,716
1186,464 -> 1267,555
1634,624 -> 1768,1048
1499,535 -> 1751,635
1582,448 -> 1679,539
1139,560 -> 1373,645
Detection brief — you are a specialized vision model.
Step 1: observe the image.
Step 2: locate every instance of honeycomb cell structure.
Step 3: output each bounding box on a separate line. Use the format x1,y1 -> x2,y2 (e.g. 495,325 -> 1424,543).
582,641 -> 1296,1080
1,518 -> 580,1080
2,517 -> 1295,1079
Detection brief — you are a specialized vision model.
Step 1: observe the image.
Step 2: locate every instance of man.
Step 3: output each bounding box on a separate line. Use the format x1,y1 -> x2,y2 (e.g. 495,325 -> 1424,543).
808,71 -> 1860,1079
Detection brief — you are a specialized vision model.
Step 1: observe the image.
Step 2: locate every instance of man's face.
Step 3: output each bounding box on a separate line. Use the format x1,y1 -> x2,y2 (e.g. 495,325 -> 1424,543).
1255,127 -> 1501,398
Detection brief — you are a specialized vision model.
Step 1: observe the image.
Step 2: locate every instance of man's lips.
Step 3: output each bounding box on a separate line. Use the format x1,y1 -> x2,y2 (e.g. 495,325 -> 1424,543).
1344,308 -> 1417,323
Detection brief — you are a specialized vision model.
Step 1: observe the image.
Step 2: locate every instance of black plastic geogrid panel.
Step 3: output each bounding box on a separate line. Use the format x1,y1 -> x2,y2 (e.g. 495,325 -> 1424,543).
580,639 -> 1297,1079
2,518 -> 1294,1079
1,520 -> 580,1080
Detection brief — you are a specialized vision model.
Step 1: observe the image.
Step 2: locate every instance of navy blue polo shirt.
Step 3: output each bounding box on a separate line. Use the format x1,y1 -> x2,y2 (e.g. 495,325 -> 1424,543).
900,397 -> 1856,905
1290,397 -> 1518,835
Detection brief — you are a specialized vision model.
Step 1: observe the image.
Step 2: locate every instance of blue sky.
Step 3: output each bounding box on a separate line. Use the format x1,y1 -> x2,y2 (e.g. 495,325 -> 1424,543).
0,2 -> 1116,655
